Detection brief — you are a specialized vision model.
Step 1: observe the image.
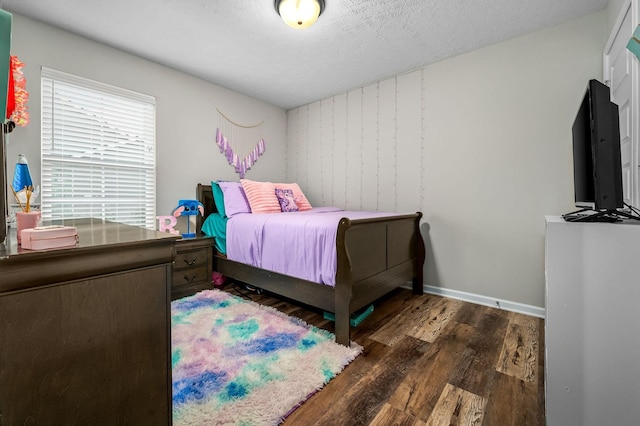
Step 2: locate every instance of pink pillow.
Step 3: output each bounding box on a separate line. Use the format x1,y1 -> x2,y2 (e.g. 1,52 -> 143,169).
240,179 -> 281,214
275,182 -> 312,211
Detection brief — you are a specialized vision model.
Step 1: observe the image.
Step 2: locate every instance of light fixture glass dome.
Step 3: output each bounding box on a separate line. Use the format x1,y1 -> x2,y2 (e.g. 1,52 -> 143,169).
276,0 -> 325,29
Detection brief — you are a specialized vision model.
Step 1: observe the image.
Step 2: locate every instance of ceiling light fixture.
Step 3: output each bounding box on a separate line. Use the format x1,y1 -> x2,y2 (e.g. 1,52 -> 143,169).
275,0 -> 325,29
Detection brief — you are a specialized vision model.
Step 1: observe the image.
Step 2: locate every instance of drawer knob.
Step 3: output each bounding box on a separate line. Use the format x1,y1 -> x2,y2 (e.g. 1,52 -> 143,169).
184,256 -> 198,266
183,273 -> 197,283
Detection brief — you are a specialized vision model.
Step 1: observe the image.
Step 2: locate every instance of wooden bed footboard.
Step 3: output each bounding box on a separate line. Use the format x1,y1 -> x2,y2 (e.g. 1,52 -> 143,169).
195,183 -> 425,346
333,213 -> 424,344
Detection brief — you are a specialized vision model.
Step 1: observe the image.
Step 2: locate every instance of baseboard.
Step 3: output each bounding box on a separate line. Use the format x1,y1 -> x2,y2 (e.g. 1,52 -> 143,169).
401,283 -> 546,319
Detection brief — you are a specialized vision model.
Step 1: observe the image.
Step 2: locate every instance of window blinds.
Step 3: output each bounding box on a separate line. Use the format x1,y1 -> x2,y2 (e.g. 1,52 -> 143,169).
41,67 -> 156,229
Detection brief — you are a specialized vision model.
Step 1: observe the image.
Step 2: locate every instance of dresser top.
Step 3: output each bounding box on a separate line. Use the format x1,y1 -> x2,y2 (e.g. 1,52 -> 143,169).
0,218 -> 178,260
1,219 -> 179,293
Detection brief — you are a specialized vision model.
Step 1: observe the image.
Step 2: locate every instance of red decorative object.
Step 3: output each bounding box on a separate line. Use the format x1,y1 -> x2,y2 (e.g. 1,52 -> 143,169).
8,55 -> 28,126
5,56 -> 14,119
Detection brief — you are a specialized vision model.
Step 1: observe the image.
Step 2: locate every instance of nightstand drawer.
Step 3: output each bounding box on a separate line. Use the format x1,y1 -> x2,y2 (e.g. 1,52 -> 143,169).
174,248 -> 208,270
173,265 -> 209,287
171,236 -> 214,300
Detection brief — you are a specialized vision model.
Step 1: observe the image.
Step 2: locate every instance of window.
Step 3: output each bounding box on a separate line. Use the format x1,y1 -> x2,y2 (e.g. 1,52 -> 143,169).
41,68 -> 156,229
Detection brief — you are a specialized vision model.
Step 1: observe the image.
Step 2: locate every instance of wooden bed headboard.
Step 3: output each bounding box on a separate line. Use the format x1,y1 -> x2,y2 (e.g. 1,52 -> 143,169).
196,183 -> 217,234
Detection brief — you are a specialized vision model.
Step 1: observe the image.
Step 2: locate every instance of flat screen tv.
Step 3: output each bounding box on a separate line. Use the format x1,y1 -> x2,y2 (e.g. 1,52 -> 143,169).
564,79 -> 637,222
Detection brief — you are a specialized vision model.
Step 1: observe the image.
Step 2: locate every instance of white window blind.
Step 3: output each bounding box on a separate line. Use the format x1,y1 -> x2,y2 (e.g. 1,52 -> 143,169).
41,68 -> 156,229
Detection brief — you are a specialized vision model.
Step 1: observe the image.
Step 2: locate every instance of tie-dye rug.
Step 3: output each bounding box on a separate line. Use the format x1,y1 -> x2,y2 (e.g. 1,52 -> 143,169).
172,289 -> 362,425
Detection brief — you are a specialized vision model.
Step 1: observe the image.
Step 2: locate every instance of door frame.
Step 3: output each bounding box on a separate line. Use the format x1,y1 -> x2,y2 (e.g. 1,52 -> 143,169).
604,0 -> 639,208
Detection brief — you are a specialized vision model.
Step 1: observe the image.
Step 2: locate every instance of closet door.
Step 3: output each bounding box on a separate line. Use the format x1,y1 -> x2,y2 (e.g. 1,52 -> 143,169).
604,0 -> 638,207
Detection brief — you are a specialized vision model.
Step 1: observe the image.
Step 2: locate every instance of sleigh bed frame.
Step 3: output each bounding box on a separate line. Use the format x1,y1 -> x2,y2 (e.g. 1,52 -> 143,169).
195,183 -> 425,346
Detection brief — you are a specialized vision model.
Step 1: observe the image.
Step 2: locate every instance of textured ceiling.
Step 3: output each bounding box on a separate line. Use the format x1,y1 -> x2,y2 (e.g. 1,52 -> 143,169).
2,0 -> 608,110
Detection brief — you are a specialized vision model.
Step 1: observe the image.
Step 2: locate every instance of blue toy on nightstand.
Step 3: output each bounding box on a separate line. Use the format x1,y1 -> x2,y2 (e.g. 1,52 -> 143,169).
172,199 -> 204,238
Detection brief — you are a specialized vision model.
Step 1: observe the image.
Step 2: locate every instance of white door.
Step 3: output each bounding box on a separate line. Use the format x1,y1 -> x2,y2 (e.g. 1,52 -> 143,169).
604,0 -> 638,208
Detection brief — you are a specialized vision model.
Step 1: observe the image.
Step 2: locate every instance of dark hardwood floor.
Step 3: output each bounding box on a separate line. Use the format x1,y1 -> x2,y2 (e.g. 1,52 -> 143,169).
223,283 -> 545,426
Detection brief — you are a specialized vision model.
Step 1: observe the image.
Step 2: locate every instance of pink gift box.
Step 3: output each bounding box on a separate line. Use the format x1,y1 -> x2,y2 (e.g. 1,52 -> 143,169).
21,225 -> 78,250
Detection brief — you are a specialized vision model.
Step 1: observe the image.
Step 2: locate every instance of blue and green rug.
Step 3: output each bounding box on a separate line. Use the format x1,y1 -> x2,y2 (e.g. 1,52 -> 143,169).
172,289 -> 362,425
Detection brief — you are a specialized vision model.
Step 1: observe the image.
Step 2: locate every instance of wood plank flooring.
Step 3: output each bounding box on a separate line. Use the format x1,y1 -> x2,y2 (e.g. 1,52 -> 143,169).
222,284 -> 545,426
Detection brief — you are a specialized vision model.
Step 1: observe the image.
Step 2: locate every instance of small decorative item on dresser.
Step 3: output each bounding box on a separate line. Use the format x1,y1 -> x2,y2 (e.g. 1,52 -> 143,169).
171,199 -> 204,238
15,210 -> 40,244
21,225 -> 78,250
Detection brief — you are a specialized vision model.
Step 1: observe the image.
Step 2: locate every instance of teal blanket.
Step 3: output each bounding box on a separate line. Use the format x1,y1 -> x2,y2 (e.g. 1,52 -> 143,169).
201,213 -> 227,254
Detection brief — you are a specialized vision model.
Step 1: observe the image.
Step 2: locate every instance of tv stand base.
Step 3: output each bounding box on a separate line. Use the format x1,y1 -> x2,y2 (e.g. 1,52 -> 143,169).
562,207 -> 640,222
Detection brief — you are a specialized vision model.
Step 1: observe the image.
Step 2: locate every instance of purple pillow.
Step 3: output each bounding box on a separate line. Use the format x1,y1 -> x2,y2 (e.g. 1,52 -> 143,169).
275,188 -> 299,212
217,181 -> 251,217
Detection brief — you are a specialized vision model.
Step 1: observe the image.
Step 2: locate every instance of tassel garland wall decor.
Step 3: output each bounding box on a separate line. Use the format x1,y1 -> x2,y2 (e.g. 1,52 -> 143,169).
215,108 -> 266,178
216,128 -> 265,179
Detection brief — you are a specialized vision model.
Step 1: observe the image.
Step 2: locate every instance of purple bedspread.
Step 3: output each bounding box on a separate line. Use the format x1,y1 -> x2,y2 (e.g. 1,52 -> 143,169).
226,207 -> 398,287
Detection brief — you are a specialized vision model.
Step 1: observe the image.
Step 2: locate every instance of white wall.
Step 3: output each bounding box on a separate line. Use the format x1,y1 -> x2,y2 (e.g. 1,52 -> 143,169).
5,13 -> 287,225
286,11 -> 608,310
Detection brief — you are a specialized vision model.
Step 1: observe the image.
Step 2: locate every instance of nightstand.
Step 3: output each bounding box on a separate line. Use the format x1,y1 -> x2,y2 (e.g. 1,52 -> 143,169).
172,235 -> 214,300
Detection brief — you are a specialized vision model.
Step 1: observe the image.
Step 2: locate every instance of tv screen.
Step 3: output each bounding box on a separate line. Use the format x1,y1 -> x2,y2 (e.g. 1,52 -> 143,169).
571,79 -> 623,211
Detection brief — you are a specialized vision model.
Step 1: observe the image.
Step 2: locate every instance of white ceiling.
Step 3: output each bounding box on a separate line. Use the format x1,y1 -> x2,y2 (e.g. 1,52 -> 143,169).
2,0 -> 609,110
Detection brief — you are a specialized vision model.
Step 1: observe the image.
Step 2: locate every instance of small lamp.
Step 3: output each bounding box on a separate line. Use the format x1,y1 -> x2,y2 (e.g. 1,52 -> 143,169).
275,0 -> 325,29
12,154 -> 32,193
172,199 -> 204,238
11,153 -> 39,212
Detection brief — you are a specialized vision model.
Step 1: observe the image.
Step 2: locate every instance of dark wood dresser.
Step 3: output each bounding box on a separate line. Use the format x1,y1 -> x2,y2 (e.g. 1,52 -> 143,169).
0,219 -> 177,425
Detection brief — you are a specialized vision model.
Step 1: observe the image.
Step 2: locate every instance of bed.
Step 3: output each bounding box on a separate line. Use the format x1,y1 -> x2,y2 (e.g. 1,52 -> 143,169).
195,182 -> 425,346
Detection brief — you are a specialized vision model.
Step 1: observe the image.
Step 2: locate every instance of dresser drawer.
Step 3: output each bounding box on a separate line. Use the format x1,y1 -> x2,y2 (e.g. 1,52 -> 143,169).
174,248 -> 208,270
172,265 -> 209,287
